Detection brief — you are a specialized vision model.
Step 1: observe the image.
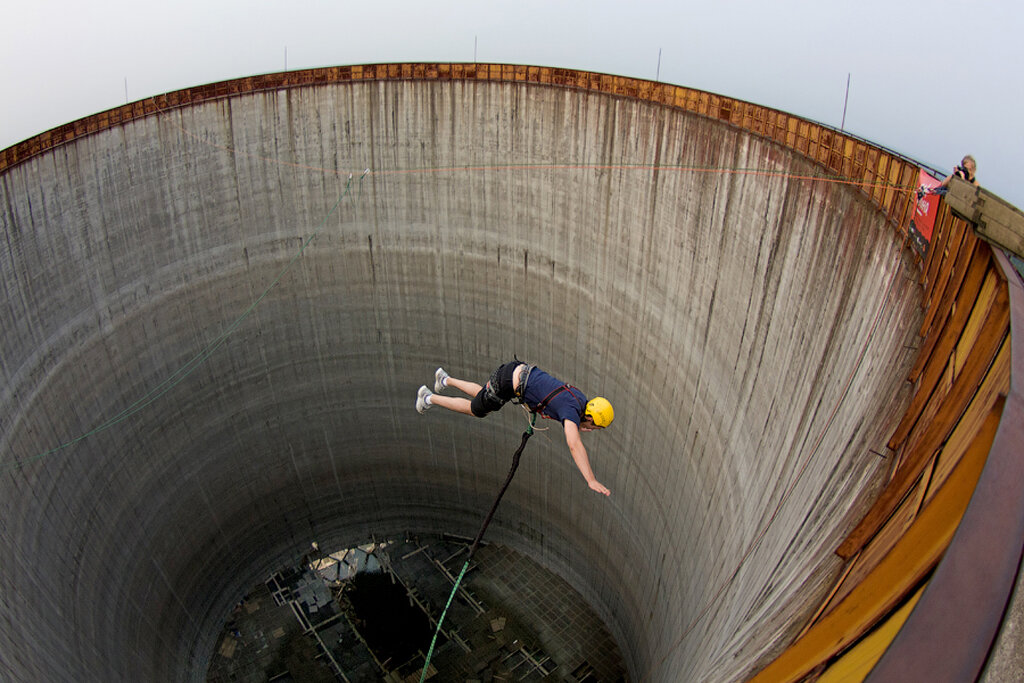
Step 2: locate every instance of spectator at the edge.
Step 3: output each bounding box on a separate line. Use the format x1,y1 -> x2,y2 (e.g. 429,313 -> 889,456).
919,155 -> 978,197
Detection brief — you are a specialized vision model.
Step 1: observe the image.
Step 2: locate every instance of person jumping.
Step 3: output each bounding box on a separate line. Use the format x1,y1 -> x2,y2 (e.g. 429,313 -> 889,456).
415,360 -> 614,496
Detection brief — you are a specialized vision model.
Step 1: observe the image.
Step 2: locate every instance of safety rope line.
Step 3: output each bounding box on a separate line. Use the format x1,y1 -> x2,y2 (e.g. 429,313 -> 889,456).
8,173 -> 362,472
374,161 -> 920,197
8,146 -> 919,470
419,415 -> 536,682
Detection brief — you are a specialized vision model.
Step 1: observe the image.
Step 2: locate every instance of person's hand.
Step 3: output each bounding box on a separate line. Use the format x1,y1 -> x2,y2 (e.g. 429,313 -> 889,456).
588,480 -> 611,496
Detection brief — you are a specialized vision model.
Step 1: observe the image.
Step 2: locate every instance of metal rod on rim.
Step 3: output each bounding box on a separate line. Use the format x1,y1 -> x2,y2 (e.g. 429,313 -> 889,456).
841,72 -> 850,131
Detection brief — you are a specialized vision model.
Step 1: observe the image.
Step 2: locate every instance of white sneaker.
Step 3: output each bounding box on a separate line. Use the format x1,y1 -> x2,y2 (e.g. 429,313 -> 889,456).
416,385 -> 432,414
434,367 -> 450,393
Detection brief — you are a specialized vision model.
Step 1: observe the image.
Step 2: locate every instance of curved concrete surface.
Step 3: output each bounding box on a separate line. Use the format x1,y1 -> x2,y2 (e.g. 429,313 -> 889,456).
1,71 -> 922,681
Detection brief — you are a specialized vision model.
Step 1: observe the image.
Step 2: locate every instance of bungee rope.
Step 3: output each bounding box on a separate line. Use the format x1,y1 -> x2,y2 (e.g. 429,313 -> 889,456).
419,413 -> 537,682
521,402 -> 549,430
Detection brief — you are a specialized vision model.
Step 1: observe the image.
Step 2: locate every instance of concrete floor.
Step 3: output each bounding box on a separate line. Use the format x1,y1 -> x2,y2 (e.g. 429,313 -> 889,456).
1,73 -> 922,681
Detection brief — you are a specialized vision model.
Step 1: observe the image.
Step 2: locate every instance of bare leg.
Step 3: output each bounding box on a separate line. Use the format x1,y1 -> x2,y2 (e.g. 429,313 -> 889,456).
428,374 -> 482,416
444,376 -> 483,397
425,372 -> 484,416
428,394 -> 476,415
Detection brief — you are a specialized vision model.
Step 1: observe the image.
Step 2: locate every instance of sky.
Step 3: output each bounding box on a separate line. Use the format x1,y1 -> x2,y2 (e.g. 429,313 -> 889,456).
3,0 -> 1022,207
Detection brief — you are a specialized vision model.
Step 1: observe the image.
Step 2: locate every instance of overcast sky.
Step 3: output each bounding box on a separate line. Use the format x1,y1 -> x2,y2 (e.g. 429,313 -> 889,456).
3,0 -> 1021,206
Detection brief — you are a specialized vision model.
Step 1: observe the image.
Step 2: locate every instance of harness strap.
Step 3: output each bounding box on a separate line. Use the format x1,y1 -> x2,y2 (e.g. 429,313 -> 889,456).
533,384 -> 585,420
513,363 -> 535,402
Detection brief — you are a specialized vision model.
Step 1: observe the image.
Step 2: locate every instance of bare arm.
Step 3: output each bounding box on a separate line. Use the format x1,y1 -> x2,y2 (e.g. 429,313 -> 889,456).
938,166 -> 979,190
563,420 -> 610,496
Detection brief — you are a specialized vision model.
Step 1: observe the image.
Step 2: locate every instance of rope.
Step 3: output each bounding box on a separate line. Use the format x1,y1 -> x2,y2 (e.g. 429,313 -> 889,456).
520,403 -> 549,430
419,415 -> 536,682
12,151 -> 918,469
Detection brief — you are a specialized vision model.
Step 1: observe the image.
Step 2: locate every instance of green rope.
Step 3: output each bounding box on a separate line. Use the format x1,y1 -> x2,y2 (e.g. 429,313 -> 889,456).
418,559 -> 470,682
419,413 -> 537,681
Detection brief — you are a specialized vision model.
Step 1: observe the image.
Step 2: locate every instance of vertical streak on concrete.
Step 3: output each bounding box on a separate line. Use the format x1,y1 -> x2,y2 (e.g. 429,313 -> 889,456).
0,79 -> 921,681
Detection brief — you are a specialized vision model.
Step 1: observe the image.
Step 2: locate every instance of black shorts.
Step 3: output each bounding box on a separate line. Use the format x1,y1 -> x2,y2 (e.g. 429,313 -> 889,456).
470,360 -> 523,417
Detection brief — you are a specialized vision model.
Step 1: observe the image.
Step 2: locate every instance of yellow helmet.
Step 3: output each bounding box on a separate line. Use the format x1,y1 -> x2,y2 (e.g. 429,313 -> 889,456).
585,397 -> 614,427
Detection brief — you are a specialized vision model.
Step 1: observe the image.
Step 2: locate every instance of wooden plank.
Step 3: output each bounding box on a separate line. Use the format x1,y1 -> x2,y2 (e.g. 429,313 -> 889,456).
917,222 -> 971,342
909,238 -> 986,384
796,560 -> 860,641
892,259 -> 998,449
866,378 -> 1020,683
956,272 -> 1003,375
922,206 -> 954,296
896,166 -> 918,234
839,290 -> 1009,559
748,402 -> 1000,683
924,216 -> 975,332
817,585 -> 926,683
926,339 -> 1011,505
946,176 -> 1024,257
879,162 -> 894,216
849,340 -> 1008,594
978,211 -> 1024,257
900,273 -> 1004,454
826,469 -> 932,612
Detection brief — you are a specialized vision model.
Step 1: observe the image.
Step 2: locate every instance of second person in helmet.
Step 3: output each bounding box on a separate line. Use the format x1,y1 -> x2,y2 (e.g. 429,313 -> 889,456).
416,360 -> 613,496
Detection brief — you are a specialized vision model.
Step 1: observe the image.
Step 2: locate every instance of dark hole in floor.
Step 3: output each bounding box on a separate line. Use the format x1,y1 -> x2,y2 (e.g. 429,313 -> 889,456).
347,570 -> 432,666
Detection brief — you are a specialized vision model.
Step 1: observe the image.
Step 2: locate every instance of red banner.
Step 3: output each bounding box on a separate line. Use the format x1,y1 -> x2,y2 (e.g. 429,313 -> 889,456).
913,169 -> 941,241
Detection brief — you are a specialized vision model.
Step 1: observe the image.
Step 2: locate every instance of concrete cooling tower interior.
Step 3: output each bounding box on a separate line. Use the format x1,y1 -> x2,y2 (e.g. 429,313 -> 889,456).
1,67 -> 924,681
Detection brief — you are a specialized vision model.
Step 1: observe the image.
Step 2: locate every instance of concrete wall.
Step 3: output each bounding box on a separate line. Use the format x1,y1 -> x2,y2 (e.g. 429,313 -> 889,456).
0,77 -> 921,681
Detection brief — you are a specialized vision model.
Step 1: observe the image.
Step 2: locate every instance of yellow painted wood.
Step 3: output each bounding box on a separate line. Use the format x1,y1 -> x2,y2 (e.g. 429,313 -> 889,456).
954,271 -> 1000,377
817,584 -> 926,683
747,402 -> 1002,683
900,283 -> 1007,474
797,561 -> 859,641
927,339 -> 1010,504
829,471 -> 930,611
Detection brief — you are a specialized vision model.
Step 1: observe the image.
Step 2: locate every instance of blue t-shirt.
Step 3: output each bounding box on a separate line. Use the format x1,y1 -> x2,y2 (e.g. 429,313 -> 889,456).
522,368 -> 586,425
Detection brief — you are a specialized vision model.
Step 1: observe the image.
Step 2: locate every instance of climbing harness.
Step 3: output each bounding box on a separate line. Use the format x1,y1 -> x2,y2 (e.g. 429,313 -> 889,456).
419,413 -> 537,682
531,383 -> 586,420
512,361 -> 535,402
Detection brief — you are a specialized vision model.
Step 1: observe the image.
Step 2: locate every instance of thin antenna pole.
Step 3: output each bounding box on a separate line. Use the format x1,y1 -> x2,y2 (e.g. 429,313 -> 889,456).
656,48 -> 662,82
840,73 -> 850,131
284,46 -> 288,71
124,77 -> 128,104
474,35 -> 478,63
